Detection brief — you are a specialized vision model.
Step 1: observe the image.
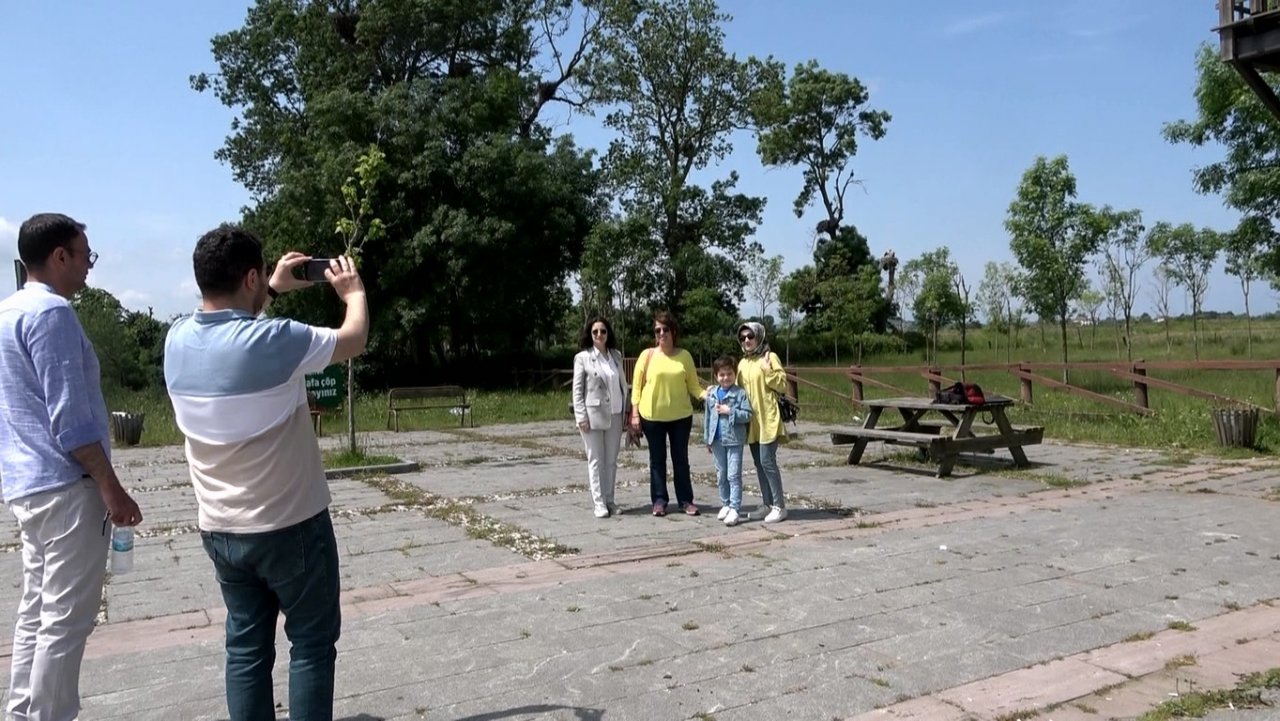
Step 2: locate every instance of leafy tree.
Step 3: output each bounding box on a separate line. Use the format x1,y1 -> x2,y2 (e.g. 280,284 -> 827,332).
194,0 -> 604,382
1004,155 -> 1105,381
976,261 -> 1023,362
744,248 -> 785,320
1073,286 -> 1105,349
780,225 -> 890,336
1093,206 -> 1148,360
904,249 -> 963,365
1227,216 -> 1271,358
753,59 -> 890,233
1164,44 -> 1280,267
72,288 -> 149,390
1149,263 -> 1175,354
591,0 -> 769,316
1145,222 -> 1221,360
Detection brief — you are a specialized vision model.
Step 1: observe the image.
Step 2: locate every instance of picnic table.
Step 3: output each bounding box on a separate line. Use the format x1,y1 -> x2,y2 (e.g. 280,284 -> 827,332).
830,395 -> 1044,478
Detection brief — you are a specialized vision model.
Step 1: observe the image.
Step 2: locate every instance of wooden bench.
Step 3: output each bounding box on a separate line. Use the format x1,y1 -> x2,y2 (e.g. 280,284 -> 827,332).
386,386 -> 473,431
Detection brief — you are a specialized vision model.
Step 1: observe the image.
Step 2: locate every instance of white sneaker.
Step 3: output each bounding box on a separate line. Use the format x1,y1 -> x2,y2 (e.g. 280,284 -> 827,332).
724,509 -> 739,526
763,506 -> 787,523
594,506 -> 610,519
717,506 -> 731,521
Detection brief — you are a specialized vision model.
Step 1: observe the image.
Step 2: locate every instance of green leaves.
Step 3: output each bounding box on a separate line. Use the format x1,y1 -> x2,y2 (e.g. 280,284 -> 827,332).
753,60 -> 890,224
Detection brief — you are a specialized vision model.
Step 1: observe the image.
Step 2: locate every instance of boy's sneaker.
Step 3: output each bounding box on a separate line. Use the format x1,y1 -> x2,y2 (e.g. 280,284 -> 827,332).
717,506 -> 731,521
723,509 -> 739,526
747,505 -> 772,521
763,506 -> 787,523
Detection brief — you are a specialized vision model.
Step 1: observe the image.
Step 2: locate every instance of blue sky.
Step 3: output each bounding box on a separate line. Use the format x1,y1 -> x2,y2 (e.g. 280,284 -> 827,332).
0,1 -> 1245,320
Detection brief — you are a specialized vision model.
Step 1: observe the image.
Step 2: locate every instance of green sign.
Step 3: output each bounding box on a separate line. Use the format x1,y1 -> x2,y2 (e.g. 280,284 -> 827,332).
305,365 -> 346,409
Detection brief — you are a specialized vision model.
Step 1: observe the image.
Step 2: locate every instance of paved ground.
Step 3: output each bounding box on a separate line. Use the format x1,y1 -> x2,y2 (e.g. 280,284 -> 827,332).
2,418 -> 1280,720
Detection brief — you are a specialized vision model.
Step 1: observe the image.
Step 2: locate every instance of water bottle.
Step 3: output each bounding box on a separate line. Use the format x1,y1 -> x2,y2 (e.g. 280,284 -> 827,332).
111,526 -> 134,574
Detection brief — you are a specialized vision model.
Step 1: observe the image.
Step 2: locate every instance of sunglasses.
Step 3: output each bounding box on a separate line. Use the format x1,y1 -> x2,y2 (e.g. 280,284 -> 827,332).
654,327 -> 671,336
591,328 -> 608,336
739,332 -> 756,341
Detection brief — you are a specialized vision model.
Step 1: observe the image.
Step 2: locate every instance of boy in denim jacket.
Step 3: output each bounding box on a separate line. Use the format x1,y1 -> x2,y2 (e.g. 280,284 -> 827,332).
703,356 -> 753,526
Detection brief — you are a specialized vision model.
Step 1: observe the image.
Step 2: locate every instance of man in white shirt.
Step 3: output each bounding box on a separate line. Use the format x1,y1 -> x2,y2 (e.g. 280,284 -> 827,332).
163,224 -> 368,721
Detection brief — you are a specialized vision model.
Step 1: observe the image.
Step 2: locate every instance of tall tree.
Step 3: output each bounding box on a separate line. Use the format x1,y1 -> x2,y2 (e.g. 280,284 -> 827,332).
1226,216 -> 1271,358
1149,264 -> 1175,355
904,249 -> 963,366
752,59 -> 890,234
1165,44 -> 1280,268
193,0 -> 604,381
1093,206 -> 1148,360
1145,222 -> 1221,361
976,261 -> 1020,361
744,248 -> 785,320
592,0 -> 769,316
1004,155 -> 1104,381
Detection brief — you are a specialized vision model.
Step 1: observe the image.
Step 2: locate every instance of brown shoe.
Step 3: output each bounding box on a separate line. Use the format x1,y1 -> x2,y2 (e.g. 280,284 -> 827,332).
683,503 -> 699,516
652,502 -> 667,517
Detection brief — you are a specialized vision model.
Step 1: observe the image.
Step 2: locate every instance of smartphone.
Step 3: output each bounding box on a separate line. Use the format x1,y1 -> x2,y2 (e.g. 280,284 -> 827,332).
294,258 -> 333,283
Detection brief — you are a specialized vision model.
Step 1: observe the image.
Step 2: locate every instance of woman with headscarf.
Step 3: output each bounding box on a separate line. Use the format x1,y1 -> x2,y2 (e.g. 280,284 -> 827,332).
736,321 -> 788,522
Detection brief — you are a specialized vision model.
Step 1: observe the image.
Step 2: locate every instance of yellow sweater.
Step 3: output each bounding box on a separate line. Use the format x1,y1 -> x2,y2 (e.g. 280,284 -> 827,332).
630,348 -> 705,421
737,352 -> 787,444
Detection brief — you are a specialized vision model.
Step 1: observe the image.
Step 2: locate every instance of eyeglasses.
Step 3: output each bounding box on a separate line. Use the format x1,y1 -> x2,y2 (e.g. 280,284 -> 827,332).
653,327 -> 671,336
69,248 -> 98,268
591,328 -> 609,336
739,332 -> 756,341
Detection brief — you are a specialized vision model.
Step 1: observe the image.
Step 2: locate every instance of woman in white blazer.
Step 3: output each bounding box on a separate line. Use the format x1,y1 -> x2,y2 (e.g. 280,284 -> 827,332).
572,316 -> 630,518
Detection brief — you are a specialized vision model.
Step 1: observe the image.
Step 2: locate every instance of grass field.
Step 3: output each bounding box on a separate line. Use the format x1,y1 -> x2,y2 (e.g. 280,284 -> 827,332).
103,315 -> 1280,456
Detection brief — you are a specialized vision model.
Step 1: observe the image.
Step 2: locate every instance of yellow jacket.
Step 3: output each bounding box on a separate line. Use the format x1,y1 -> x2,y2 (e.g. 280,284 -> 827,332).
737,352 -> 787,444
630,348 -> 705,421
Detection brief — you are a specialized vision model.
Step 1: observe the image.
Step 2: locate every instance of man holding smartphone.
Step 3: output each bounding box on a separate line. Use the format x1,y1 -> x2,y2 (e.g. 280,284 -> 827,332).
163,224 -> 368,721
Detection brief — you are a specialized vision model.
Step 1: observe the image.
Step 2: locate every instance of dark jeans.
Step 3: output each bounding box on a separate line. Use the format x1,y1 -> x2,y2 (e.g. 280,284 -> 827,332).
641,415 -> 694,507
200,509 -> 342,721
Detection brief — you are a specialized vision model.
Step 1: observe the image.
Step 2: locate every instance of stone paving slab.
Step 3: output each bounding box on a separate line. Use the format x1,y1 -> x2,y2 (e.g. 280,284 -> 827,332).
0,426 -> 1277,720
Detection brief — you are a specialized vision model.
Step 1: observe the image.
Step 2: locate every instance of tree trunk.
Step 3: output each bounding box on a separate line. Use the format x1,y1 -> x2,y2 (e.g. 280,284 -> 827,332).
959,320 -> 967,381
1191,307 -> 1200,361
346,359 -> 356,454
1245,292 -> 1253,358
1058,316 -> 1070,384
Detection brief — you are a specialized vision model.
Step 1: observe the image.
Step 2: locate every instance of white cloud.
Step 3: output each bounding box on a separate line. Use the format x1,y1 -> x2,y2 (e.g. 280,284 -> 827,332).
115,289 -> 152,308
942,12 -> 1011,36
0,216 -> 17,247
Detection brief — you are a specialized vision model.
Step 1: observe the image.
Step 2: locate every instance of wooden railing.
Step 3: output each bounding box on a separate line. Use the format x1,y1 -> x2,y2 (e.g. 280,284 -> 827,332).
848,360 -> 1280,416
1222,0 -> 1280,26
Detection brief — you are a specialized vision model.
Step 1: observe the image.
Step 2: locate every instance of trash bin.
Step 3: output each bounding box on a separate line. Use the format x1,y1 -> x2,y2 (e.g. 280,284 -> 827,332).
110,412 -> 145,447
1210,406 -> 1258,448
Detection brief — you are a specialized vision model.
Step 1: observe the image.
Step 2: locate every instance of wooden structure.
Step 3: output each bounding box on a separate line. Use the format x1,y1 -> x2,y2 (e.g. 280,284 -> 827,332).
1217,0 -> 1280,121
386,385 -> 473,430
830,396 -> 1043,478
848,360 -> 1280,416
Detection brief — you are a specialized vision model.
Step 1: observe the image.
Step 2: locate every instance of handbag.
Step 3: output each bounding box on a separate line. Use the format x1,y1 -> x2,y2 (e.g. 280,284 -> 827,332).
625,349 -> 655,448
775,391 -> 799,424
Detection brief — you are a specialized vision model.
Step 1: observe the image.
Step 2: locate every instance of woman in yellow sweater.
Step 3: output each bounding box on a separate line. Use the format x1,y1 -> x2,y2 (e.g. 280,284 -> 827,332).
629,311 -> 708,516
736,321 -> 788,523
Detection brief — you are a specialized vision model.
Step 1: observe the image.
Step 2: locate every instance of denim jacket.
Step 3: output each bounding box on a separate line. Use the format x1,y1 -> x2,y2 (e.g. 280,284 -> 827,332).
702,385 -> 753,447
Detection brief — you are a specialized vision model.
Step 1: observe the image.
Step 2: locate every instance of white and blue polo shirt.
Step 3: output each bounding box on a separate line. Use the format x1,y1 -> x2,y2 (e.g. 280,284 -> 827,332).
164,309 -> 337,533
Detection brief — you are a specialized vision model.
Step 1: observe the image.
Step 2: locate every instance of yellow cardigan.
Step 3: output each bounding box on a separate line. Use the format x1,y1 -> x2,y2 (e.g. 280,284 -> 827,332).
737,352 -> 787,444
630,348 -> 705,421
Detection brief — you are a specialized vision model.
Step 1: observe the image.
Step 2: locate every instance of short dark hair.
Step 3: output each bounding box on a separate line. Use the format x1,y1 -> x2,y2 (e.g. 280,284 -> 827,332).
193,224 -> 265,297
18,213 -> 86,269
653,310 -> 680,344
711,356 -> 737,375
578,316 -> 617,351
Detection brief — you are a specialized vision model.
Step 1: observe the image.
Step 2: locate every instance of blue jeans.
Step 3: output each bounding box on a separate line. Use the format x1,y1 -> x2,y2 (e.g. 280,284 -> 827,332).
200,510 -> 341,721
641,416 -> 694,506
749,441 -> 785,509
711,441 -> 744,510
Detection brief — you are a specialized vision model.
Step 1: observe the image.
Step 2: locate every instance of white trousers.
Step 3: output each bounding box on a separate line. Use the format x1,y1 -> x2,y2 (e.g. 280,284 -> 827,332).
7,478 -> 109,721
580,413 -> 624,512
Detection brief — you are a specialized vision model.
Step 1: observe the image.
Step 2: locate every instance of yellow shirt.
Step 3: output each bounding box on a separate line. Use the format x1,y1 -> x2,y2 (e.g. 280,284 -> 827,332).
630,348 -> 705,421
737,352 -> 787,444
